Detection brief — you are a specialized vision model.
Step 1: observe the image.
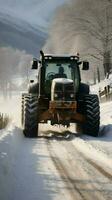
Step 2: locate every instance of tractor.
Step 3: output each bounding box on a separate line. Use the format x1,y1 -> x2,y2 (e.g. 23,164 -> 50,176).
21,50 -> 100,137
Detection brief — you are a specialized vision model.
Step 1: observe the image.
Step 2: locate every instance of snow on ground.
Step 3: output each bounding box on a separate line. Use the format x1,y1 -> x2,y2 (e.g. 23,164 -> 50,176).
70,101 -> 112,176
0,93 -> 112,199
0,94 -> 67,200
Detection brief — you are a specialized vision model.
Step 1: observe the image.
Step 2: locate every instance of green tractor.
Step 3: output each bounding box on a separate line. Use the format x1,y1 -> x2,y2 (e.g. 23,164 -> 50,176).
21,50 -> 100,137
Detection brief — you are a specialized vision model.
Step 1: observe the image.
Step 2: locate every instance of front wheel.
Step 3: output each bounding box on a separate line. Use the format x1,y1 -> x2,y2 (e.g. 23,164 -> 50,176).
22,94 -> 39,138
83,94 -> 100,137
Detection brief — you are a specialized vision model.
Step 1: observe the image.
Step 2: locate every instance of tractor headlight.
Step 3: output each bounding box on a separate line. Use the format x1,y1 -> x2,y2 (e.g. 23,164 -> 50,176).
54,93 -> 58,98
70,94 -> 74,98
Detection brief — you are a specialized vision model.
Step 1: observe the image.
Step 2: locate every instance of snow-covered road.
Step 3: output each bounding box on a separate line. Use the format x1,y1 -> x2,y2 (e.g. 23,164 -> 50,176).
0,94 -> 112,200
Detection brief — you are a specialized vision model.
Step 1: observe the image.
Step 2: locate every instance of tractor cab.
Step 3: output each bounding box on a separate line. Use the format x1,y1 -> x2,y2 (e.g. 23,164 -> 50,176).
31,51 -> 89,101
42,54 -> 82,100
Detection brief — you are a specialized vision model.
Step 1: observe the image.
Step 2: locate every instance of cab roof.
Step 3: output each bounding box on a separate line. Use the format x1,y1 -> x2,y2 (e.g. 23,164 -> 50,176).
43,54 -> 79,61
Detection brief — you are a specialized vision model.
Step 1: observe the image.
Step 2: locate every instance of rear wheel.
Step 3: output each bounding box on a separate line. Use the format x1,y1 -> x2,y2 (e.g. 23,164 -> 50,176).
22,94 -> 39,137
83,94 -> 100,137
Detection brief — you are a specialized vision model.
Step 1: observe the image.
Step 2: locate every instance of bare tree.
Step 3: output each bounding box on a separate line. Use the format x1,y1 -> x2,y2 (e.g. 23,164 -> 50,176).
44,0 -> 112,78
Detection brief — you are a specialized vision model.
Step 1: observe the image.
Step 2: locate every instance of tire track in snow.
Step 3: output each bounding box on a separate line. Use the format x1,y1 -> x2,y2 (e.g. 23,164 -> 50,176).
72,144 -> 112,181
44,133 -> 112,200
62,139 -> 112,182
44,128 -> 112,182
46,140 -> 86,200
70,141 -> 112,181
61,140 -> 111,199
86,158 -> 112,181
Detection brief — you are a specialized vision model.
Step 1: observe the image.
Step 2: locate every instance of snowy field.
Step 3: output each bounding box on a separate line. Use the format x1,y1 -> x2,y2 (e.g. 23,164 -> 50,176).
0,94 -> 112,200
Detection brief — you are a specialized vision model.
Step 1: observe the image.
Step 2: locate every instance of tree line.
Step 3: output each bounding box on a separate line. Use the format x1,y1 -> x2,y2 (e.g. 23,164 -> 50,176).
44,0 -> 112,81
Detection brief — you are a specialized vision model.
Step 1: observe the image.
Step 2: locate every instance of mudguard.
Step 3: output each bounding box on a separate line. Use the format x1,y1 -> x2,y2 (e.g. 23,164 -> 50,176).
28,83 -> 39,94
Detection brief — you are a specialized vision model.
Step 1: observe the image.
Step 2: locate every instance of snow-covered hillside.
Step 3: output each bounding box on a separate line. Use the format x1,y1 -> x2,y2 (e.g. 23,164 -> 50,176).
0,14 -> 46,55
0,94 -> 112,200
0,0 -> 67,29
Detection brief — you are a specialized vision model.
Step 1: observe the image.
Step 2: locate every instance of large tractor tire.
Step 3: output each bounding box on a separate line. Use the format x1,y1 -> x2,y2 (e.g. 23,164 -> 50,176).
22,94 -> 39,138
83,94 -> 100,137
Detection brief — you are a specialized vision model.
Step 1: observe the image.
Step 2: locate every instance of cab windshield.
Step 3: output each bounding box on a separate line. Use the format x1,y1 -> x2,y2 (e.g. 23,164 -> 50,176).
45,61 -> 80,94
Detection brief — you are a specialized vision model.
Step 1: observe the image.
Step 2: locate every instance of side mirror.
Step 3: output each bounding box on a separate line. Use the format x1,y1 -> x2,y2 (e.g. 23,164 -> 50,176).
82,61 -> 89,70
32,58 -> 38,69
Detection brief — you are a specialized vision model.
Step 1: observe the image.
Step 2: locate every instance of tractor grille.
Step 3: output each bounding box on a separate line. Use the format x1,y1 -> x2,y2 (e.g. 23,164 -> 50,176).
54,83 -> 75,101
